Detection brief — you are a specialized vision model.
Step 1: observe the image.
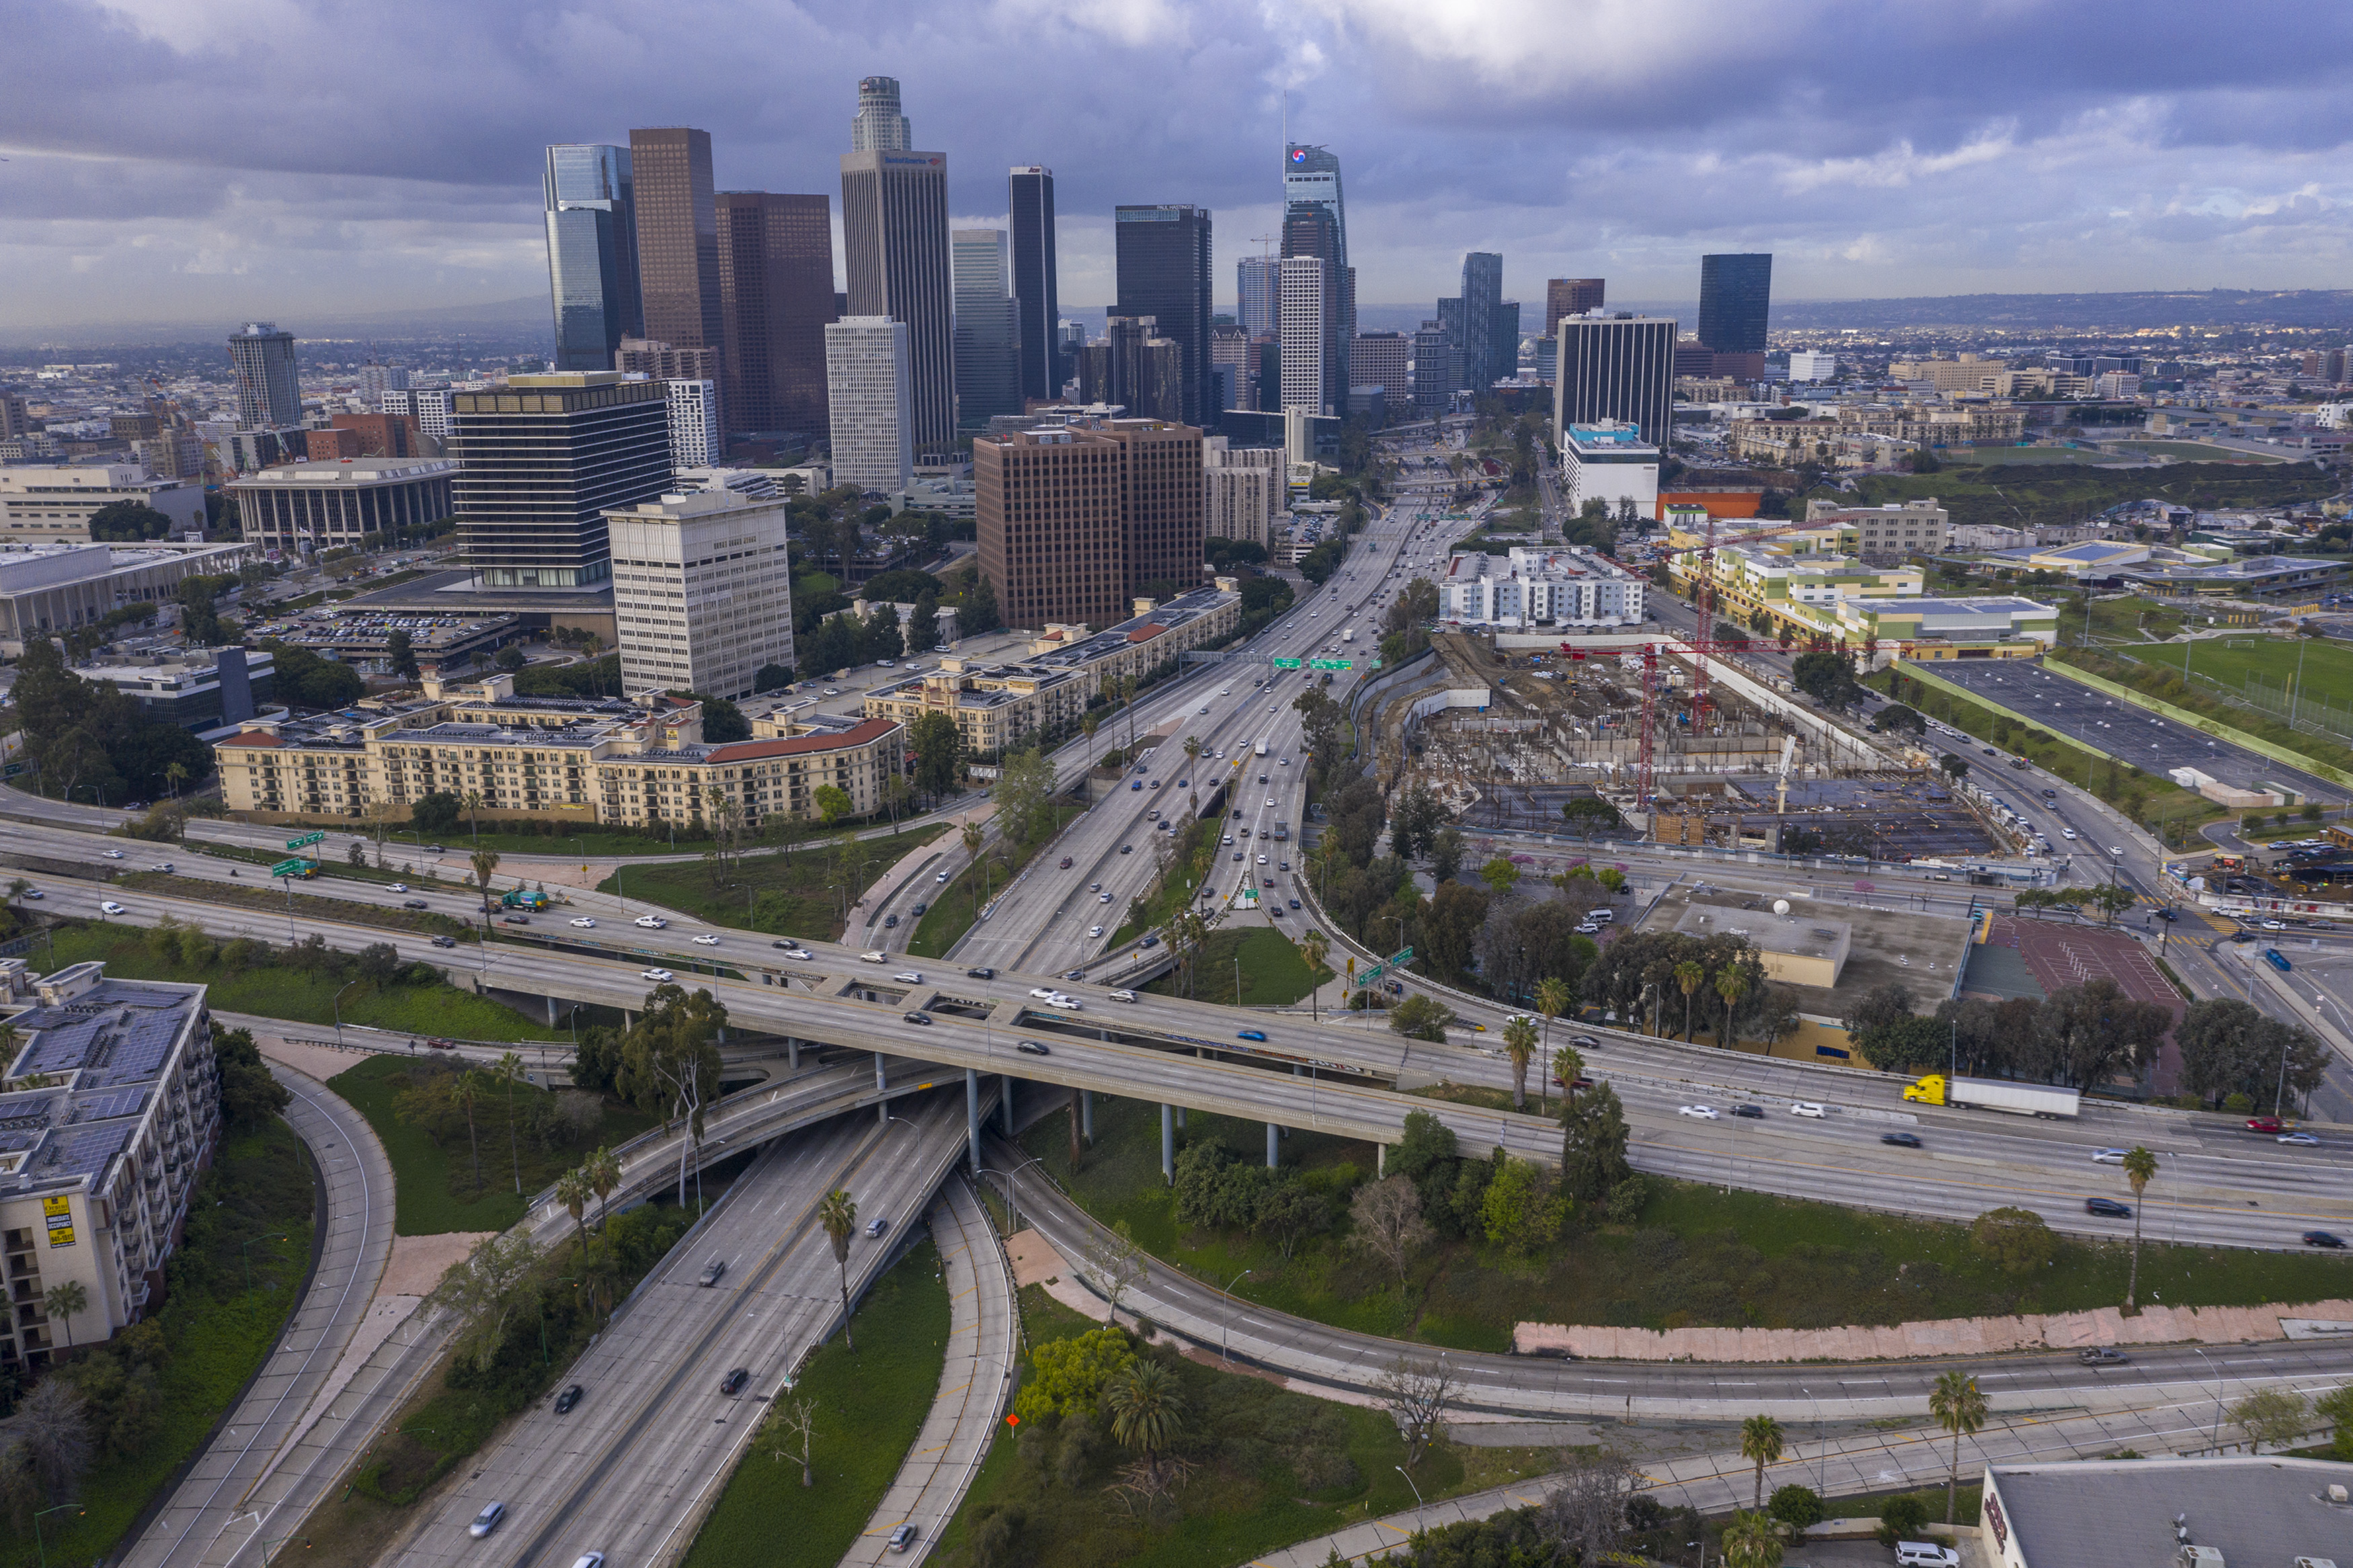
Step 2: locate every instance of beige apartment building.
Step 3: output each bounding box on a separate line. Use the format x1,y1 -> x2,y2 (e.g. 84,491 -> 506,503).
1803,497 -> 1952,557
214,673 -> 904,829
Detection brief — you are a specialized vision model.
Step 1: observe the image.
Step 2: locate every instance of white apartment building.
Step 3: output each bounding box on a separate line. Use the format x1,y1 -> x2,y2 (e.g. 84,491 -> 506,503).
1786,350 -> 1838,382
606,488 -> 797,700
825,317 -> 914,493
1439,546 -> 1646,628
384,385 -> 458,444
1203,437 -> 1283,548
665,379 -> 722,468
0,466 -> 206,543
1278,256 -> 1328,415
1560,421 -> 1660,519
1804,497 -> 1952,559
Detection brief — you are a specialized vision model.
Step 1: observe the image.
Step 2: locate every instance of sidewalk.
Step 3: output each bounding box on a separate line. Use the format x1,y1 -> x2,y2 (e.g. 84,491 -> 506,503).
838,1178 -> 1018,1565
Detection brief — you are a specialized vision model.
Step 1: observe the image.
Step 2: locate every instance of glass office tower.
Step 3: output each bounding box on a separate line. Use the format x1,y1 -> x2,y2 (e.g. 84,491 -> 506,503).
543,145 -> 642,372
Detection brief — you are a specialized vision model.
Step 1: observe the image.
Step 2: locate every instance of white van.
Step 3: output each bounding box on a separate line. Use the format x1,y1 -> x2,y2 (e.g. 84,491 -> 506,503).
1587,909 -> 1613,924
1895,1544 -> 1958,1568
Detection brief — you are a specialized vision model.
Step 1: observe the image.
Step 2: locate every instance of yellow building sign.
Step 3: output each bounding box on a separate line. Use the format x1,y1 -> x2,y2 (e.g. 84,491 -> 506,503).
41,1194 -> 73,1248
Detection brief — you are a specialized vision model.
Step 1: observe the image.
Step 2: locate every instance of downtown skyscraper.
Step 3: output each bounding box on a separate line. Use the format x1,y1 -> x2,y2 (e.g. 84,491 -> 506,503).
1458,251 -> 1503,395
1010,167 -> 1061,404
840,79 -> 954,454
629,129 -> 724,373
715,192 -> 836,434
1113,204 -> 1213,427
543,144 -> 641,371
1279,144 -> 1351,415
953,228 -> 1021,427
1698,253 -> 1773,355
226,322 -> 301,430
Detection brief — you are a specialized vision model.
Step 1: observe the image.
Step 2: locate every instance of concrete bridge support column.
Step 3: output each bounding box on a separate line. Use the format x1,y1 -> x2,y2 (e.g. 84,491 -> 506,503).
876,1052 -> 888,1123
1376,1143 -> 1386,1178
1080,1089 -> 1093,1143
1161,1104 -> 1174,1185
1002,1075 -> 1015,1135
965,1069 -> 982,1175
1266,1120 -> 1279,1168
546,995 -> 559,1027
787,1038 -> 799,1072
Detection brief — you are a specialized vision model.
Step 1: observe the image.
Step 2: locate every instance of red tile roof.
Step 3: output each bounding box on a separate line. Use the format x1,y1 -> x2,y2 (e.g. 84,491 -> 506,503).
220,730 -> 282,747
709,717 -> 899,763
1125,622 -> 1166,643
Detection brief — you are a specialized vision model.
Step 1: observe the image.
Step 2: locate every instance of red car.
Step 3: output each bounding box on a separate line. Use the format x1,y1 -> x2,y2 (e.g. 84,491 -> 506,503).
2247,1116 -> 2286,1134
1059,856 -> 1074,869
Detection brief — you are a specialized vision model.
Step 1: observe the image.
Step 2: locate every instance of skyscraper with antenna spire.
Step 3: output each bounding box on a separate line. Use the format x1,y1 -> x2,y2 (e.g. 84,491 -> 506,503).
1280,142 -> 1351,415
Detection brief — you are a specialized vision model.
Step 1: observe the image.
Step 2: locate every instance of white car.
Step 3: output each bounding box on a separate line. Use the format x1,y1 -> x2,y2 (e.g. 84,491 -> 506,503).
1098,892 -> 1112,903
1265,798 -> 1275,807
893,970 -> 922,983
936,869 -> 950,882
1678,1104 -> 1720,1120
780,947 -> 813,960
634,915 -> 667,929
1108,989 -> 1138,1003
1279,757 -> 1289,766
692,934 -> 721,946
2062,829 -> 2078,840
860,950 -> 887,963
822,688 -> 840,696
1789,1102 -> 1827,1118
1046,996 -> 1083,1011
1029,986 -> 1058,1000
103,849 -> 126,860
570,917 -> 597,928
388,882 -> 408,893
1088,924 -> 1105,938
1895,1545 -> 1959,1568
641,968 -> 675,983
2090,1147 -> 2128,1164
1257,855 -> 1269,865
101,900 -> 126,915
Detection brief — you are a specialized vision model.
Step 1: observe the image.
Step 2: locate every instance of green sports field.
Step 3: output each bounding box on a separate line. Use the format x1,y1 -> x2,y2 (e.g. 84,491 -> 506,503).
2176,634 -> 2353,696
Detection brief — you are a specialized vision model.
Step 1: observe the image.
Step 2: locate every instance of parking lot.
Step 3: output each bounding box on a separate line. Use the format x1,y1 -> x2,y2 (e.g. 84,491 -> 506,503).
1921,661 -> 2340,803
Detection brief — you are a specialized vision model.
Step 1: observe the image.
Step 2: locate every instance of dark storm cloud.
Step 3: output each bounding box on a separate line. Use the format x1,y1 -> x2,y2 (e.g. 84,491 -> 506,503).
4,0 -> 2352,326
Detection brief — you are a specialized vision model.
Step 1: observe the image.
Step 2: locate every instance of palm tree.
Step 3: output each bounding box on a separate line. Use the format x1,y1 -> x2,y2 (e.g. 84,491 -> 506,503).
817,1188 -> 859,1351
471,847 -> 502,925
1739,1413 -> 1784,1510
2122,1145 -> 2157,1310
462,788 -> 483,845
1929,1370 -> 1987,1524
1533,976 -> 1572,1110
586,1145 -> 622,1250
4,877 -> 29,913
164,759 -> 188,803
1501,1014 -> 1538,1110
494,1051 -> 526,1194
1714,965 -> 1751,1050
556,1168 -> 592,1262
1720,1510 -> 1783,1568
1551,1043 -> 1585,1112
454,1068 -> 485,1194
42,1280 -> 87,1349
1105,1358 -> 1187,1482
1674,960 -> 1706,1042
1302,929 -> 1330,1022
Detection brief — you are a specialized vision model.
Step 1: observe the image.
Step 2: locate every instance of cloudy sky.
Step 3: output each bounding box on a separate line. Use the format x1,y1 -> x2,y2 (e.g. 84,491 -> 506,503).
7,0 -> 2353,332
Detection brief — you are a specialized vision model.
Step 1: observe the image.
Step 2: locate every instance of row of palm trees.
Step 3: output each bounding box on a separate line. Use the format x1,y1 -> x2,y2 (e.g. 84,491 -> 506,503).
1733,1369 -> 1988,1540
551,1145 -> 625,1258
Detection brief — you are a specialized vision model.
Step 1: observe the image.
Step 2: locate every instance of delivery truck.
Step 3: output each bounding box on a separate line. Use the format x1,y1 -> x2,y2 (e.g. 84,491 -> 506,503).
1341,628 -> 1355,643
1254,739 -> 1269,756
1903,1074 -> 2079,1119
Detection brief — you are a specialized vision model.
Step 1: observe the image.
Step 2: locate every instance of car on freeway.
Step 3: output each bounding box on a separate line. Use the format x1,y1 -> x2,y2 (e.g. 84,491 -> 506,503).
2091,1148 -> 2127,1164
1108,989 -> 1138,1003
893,970 -> 922,983
403,899 -> 430,910
635,915 -> 667,929
778,946 -> 813,960
1088,924 -> 1104,938
721,1367 -> 750,1396
1060,856 -> 1074,869
1140,935 -> 1160,948
1678,1104 -> 1719,1120
103,849 -> 125,860
692,933 -> 721,946
554,1383 -> 584,1413
887,1524 -> 918,1553
967,966 -> 997,979
1257,855 -> 1269,865
2304,1231 -> 2347,1248
1880,1132 -> 1923,1149
860,950 -> 887,963
387,882 -> 408,893
1568,1034 -> 1600,1050
570,917 -> 596,928
1016,1040 -> 1050,1056
641,967 -> 674,983
2078,1347 -> 2130,1366
502,913 -> 530,925
432,934 -> 457,948
1789,1102 -> 1827,1118
1047,995 -> 1083,1011
1028,987 -> 1059,1000
2280,1131 -> 2320,1147
865,1216 -> 889,1237
1232,852 -> 1244,862
902,1011 -> 932,1026
469,1503 -> 508,1540
1120,844 -> 1133,855
2247,1115 -> 2286,1133
1237,1029 -> 1268,1042
18,891 -> 36,900
1729,1104 -> 1763,1120
2084,1197 -> 2132,1218
1099,892 -> 1113,903
425,843 -> 446,854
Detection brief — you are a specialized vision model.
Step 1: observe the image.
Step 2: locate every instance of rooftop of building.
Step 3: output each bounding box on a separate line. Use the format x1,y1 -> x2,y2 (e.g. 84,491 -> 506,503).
2122,553 -> 2344,581
1636,882 -> 1974,1021
230,458 -> 458,486
0,966 -> 206,1198
1671,903 -> 1849,964
1445,546 -> 1644,583
1562,421 -> 1659,453
1988,1456 -> 2353,1566
1842,595 -> 2055,614
255,611 -> 518,651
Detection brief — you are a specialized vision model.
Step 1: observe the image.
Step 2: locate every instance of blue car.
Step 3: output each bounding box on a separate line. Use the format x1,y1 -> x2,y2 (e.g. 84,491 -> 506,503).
1237,1029 -> 1267,1042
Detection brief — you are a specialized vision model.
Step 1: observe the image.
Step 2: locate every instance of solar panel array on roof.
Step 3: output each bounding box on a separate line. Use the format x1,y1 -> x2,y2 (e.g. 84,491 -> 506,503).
69,1088 -> 147,1124
88,1015 -> 178,1087
44,1126 -> 130,1180
0,1096 -> 60,1134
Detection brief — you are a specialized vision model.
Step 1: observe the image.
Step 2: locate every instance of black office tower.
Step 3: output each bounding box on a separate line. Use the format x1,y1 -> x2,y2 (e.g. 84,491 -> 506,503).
1553,315 -> 1676,448
1459,252 -> 1502,393
1697,253 -> 1772,356
450,372 -> 671,589
1010,167 -> 1061,404
1113,204 -> 1213,427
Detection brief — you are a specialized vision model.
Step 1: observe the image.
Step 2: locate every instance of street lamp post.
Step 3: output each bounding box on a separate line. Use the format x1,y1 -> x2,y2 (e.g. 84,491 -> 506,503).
32,1503 -> 83,1568
1394,1464 -> 1425,1509
1219,1266 -> 1252,1362
331,979 -> 362,1050
239,1231 -> 288,1294
2193,1345 -> 2225,1450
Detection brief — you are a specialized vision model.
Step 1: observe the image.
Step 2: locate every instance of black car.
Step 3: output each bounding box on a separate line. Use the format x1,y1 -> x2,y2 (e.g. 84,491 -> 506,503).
2078,1347 -> 2130,1366
1729,1104 -> 1764,1120
902,1010 -> 932,1026
1569,1035 -> 1600,1050
1880,1132 -> 1923,1149
502,913 -> 530,925
402,899 -> 429,910
2305,1230 -> 2348,1249
967,966 -> 996,979
721,1367 -> 750,1396
431,934 -> 457,948
1119,845 -> 1133,855
1288,899 -> 1302,909
1016,1040 -> 1049,1056
883,913 -> 898,928
1138,937 -> 1160,949
554,1383 -> 584,1413
910,902 -> 928,917
2085,1197 -> 2132,1218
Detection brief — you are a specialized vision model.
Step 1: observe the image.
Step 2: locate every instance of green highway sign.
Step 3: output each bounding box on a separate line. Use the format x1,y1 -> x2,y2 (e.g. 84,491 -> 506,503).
1272,658 -> 1302,669
1355,945 -> 1415,987
286,831 -> 325,850
270,858 -> 311,878
1309,659 -> 1354,671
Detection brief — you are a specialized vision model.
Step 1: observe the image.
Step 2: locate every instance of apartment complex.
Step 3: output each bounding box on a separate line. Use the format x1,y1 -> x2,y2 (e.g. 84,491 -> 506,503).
0,964 -> 218,1366
1439,546 -> 1646,628
1728,405 -> 2029,465
1804,497 -> 1952,559
973,419 -> 1205,630
226,323 -> 301,429
607,487 -> 795,700
214,673 -> 904,827
1560,421 -> 1660,518
229,458 -> 457,555
1203,437 -> 1283,548
0,465 -> 206,542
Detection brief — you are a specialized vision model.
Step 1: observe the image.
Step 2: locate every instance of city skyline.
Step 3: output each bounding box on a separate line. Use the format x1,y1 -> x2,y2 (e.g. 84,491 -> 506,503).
10,1 -> 2353,329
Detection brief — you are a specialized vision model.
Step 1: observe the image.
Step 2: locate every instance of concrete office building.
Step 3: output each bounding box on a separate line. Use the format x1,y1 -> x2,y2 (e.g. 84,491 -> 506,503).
851,75 -> 912,153
975,418 -> 1204,629
1412,321 -> 1458,413
358,363 -> 410,401
1561,421 -> 1660,518
825,317 -> 914,493
230,457 -> 457,555
1237,255 -> 1279,339
1698,253 -> 1772,356
0,964 -> 221,1366
629,128 -> 724,364
1114,205 -> 1214,427
606,487 -> 795,699
1281,200 -> 1349,417
664,379 -> 722,468
79,646 -> 274,731
840,142 -> 954,455
385,386 -> 457,445
1555,314 -> 1677,448
449,372 -> 672,589
543,143 -> 643,371
226,323 -> 300,430
1353,331 -> 1411,420
1283,145 -> 1350,397
1210,325 -> 1257,411
1545,279 -> 1605,337
1203,437 -> 1281,548
617,337 -> 720,389
1279,257 -> 1330,416
0,466 -> 206,543
0,542 -> 255,655
1788,349 -> 1838,382
953,229 -> 1022,428
715,192 -> 836,435
1009,167 -> 1061,405
1079,317 -> 1183,423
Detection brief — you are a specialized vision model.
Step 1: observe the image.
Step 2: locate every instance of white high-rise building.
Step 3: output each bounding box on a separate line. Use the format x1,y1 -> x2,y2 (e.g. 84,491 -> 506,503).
606,487 -> 797,699
1787,350 -> 1838,382
665,378 -> 721,468
826,317 -> 914,493
358,362 -> 410,403
385,386 -> 456,444
1278,257 -> 1328,415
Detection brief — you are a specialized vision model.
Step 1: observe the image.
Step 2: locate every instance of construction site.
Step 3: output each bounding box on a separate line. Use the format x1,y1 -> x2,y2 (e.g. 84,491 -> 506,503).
1361,629 -> 2002,862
